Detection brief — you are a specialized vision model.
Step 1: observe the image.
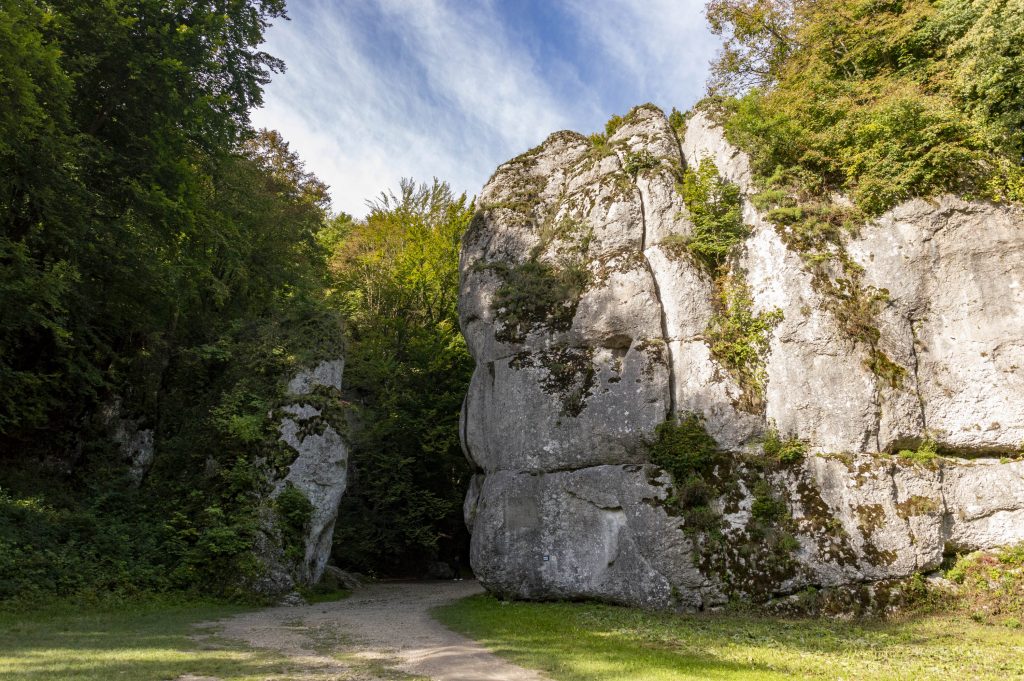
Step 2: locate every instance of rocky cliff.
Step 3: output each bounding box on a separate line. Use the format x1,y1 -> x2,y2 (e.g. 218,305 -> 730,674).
458,105 -> 1024,609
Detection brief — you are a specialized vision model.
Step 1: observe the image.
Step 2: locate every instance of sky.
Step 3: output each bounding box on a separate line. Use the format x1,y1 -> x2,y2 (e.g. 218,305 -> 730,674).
251,0 -> 718,218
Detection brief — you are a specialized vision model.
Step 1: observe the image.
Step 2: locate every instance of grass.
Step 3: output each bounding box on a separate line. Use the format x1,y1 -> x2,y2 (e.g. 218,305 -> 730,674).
299,586 -> 352,604
434,595 -> 1024,680
0,597 -> 293,681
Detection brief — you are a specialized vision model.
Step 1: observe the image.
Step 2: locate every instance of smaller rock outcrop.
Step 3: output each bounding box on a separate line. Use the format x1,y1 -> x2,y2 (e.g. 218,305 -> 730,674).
254,359 -> 350,597
103,398 -> 155,486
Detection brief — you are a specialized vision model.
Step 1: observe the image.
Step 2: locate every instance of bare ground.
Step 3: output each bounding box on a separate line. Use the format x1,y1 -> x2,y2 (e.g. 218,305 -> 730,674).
204,580 -> 547,681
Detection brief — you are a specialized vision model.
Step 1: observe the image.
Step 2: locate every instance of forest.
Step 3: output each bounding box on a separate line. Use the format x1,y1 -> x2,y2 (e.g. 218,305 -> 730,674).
1,0 -> 472,602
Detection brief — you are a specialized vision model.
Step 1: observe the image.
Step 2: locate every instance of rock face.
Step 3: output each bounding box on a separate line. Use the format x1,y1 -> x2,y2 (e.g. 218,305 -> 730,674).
276,360 -> 349,584
103,398 -> 155,486
255,359 -> 350,596
459,105 -> 1024,609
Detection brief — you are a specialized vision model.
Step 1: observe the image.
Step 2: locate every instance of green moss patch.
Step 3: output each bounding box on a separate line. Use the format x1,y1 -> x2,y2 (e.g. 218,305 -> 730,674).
644,414 -> 804,600
509,347 -> 596,418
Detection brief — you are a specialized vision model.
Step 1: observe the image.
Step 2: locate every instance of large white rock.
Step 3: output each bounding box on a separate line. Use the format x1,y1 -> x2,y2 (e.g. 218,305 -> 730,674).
461,105 -> 1024,608
259,360 -> 350,593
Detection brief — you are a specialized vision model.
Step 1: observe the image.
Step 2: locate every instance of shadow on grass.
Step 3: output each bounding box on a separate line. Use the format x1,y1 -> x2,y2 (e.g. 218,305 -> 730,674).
0,600 -> 289,681
434,595 -> 789,680
433,594 -> 1021,681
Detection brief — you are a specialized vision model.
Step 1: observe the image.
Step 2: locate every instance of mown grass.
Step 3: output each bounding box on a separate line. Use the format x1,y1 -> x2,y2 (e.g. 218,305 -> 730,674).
0,598 -> 292,681
434,594 -> 1024,680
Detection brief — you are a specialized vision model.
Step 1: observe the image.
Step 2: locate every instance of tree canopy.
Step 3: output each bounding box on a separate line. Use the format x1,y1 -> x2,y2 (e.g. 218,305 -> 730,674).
327,179 -> 475,575
707,0 -> 1024,214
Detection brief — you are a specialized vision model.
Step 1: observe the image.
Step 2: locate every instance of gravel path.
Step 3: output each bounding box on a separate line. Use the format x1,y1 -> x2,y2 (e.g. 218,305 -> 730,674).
212,580 -> 547,681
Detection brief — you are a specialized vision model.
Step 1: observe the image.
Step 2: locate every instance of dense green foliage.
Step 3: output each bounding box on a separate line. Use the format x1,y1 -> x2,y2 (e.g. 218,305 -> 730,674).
705,275 -> 783,412
325,180 -> 474,575
709,0 -> 1024,215
0,0 -> 349,602
646,413 -> 722,530
646,413 -> 720,485
0,482 -> 167,601
274,483 -> 314,562
672,158 -> 748,269
0,0 -> 296,440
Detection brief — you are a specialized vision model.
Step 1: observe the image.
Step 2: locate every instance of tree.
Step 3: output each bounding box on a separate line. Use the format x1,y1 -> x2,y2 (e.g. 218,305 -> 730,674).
0,0 -> 350,600
706,0 -> 798,96
0,0 -> 290,445
709,0 -> 1024,214
327,179 -> 475,575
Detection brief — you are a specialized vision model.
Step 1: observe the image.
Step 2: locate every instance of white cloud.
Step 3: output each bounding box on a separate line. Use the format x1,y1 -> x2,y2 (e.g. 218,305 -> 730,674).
251,0 -> 716,217
561,0 -> 717,110
375,0 -> 592,151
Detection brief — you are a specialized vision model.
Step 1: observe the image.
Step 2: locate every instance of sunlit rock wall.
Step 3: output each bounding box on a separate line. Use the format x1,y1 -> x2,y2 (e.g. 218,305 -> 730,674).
459,105 -> 1024,609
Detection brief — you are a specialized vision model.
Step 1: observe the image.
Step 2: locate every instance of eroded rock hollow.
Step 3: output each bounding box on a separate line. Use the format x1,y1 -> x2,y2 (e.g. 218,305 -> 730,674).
458,105 -> 1024,609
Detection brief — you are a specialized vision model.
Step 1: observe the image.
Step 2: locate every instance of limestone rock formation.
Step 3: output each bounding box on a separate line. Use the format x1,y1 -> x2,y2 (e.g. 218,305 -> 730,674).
103,398 -> 155,486
459,105 -> 1024,609
254,359 -> 350,597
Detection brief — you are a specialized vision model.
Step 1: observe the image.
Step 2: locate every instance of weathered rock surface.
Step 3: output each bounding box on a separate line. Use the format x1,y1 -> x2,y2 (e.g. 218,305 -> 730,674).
254,359 -> 350,597
103,398 -> 155,486
460,105 -> 1024,608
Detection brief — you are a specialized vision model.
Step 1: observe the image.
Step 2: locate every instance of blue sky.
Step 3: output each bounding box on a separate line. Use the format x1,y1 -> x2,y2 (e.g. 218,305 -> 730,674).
251,0 -> 718,217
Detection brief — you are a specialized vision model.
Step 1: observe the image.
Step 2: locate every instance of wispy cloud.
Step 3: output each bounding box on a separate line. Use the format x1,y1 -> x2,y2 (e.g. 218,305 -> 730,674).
560,0 -> 717,110
252,0 -> 715,217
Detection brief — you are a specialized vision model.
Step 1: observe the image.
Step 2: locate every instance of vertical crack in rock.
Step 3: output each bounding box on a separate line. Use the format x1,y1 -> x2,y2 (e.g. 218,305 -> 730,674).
668,119 -> 688,174
907,318 -> 928,433
937,462 -> 951,549
871,384 -> 883,454
634,182 -> 677,415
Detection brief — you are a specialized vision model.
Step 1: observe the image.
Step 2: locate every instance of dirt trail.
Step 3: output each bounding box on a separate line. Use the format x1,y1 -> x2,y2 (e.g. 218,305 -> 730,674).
212,580 -> 547,681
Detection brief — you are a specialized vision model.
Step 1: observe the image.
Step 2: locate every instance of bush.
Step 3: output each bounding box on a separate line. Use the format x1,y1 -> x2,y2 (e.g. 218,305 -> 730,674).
647,413 -> 720,483
714,0 -> 1024,217
0,485 -> 170,605
274,483 -> 313,562
763,427 -> 806,464
623,149 -> 659,178
646,413 -> 728,534
946,544 -> 1024,626
706,275 -> 783,412
677,158 -> 748,269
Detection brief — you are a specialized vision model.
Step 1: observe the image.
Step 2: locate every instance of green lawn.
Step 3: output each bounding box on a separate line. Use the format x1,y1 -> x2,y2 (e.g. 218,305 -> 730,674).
434,595 -> 1024,680
0,598 -> 291,681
